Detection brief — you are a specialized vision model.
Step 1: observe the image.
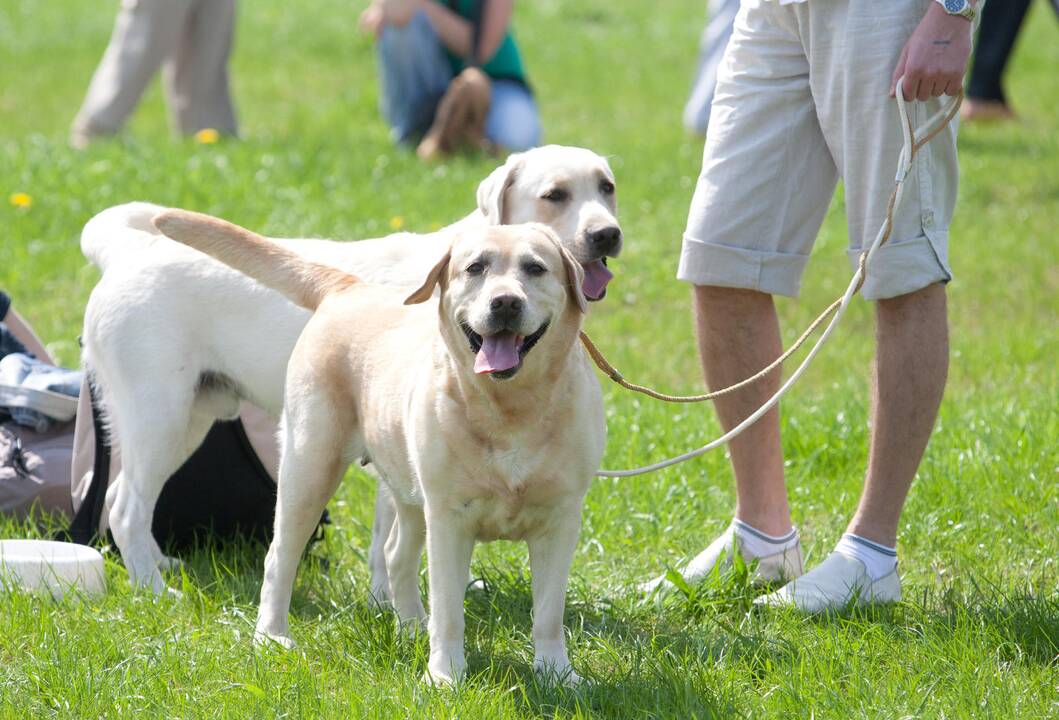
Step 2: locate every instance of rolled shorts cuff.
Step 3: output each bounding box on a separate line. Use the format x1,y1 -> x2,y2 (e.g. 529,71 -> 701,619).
677,234 -> 809,297
848,229 -> 952,301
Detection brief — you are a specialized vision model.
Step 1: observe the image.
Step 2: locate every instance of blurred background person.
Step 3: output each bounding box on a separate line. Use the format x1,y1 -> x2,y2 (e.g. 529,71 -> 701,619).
360,0 -> 540,160
0,292 -> 54,367
683,0 -> 739,137
70,0 -> 239,147
964,0 -> 1058,121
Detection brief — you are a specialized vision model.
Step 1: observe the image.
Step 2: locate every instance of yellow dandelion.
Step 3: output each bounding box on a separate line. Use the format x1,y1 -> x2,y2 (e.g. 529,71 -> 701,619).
390,216 -> 405,230
9,192 -> 32,208
194,128 -> 220,144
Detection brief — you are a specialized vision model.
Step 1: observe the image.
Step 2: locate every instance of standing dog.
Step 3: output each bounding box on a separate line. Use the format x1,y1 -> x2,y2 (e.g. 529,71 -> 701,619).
80,146 -> 621,595
154,209 -> 605,685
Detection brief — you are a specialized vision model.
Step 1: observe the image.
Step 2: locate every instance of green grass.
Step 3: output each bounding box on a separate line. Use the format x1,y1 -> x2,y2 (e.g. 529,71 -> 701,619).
2,1 -> 1058,717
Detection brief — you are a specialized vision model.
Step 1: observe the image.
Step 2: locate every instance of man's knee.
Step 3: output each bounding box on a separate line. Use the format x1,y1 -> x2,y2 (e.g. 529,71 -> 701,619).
876,281 -> 947,317
694,284 -> 775,309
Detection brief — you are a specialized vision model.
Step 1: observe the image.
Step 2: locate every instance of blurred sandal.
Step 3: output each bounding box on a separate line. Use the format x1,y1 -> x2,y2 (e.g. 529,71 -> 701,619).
417,67 -> 492,161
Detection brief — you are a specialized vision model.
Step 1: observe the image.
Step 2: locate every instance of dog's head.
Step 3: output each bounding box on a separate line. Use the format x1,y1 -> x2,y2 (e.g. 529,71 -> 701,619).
405,224 -> 586,382
476,145 -> 621,302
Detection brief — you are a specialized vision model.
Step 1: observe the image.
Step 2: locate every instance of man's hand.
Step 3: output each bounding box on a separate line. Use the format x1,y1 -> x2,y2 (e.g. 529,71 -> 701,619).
890,3 -> 974,100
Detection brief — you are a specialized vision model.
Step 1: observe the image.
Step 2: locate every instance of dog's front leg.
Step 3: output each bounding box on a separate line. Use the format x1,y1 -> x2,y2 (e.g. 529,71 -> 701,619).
424,506 -> 474,686
527,505 -> 583,686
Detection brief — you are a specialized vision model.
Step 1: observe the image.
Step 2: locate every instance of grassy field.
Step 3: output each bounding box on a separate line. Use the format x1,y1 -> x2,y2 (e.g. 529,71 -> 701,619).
2,1 -> 1057,717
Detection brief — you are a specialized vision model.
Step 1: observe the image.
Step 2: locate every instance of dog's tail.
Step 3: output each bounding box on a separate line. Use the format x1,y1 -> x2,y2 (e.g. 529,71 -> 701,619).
152,209 -> 358,311
81,202 -> 169,271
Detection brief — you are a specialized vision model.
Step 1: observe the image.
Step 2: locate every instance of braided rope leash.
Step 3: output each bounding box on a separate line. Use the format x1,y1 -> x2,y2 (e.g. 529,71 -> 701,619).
589,80 -> 963,478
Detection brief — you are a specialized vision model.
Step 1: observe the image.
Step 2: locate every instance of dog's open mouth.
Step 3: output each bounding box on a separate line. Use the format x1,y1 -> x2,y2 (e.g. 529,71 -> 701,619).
581,258 -> 613,301
463,321 -> 549,379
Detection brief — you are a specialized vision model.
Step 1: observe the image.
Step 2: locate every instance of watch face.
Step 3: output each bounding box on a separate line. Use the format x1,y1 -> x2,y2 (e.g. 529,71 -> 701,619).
944,0 -> 965,11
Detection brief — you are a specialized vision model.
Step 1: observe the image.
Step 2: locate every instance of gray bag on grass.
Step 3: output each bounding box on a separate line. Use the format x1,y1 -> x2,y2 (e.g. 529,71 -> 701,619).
0,420 -> 75,519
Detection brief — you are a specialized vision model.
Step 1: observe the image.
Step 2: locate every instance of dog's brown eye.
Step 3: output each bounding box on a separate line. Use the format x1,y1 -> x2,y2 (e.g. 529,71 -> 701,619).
600,180 -> 615,195
523,262 -> 547,277
466,262 -> 485,276
541,188 -> 568,203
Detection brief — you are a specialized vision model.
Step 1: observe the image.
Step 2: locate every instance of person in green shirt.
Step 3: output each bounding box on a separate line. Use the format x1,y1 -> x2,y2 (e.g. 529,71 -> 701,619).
360,0 -> 541,158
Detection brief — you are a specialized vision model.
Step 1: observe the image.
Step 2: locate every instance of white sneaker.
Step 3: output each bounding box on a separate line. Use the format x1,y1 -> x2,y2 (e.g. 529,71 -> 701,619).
753,551 -> 902,613
638,529 -> 804,595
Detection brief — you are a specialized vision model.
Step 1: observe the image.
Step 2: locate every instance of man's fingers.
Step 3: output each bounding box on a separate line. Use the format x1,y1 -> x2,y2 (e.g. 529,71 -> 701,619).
900,76 -> 920,102
903,70 -> 965,100
904,73 -> 922,100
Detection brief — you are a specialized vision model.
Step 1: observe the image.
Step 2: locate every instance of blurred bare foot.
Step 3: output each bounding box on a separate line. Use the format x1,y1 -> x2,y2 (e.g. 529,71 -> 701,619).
961,98 -> 1016,122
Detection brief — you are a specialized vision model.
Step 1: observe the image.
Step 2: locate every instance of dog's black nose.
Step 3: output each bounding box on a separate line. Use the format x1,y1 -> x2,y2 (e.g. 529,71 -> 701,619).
587,226 -> 622,255
490,294 -> 523,320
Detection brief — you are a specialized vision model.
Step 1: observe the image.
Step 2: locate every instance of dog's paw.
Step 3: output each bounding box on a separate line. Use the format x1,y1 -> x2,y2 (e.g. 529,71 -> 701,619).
254,629 -> 295,650
158,555 -> 184,573
422,652 -> 467,687
398,614 -> 427,638
422,666 -> 463,687
139,574 -> 182,599
534,660 -> 582,687
367,589 -> 394,612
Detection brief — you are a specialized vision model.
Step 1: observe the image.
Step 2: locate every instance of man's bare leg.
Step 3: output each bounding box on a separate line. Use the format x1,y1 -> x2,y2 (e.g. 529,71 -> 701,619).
640,285 -> 801,592
847,283 -> 949,547
694,285 -> 792,536
756,283 -> 948,610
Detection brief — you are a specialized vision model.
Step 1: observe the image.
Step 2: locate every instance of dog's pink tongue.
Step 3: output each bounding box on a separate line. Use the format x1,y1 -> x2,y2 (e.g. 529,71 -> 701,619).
474,332 -> 522,374
582,260 -> 613,300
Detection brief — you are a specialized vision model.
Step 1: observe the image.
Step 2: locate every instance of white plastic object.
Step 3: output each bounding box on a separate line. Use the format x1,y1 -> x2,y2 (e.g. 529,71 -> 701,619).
0,539 -> 106,598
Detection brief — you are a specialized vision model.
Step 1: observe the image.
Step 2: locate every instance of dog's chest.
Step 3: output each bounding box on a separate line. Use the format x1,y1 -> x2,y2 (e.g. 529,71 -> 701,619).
452,446 -> 579,541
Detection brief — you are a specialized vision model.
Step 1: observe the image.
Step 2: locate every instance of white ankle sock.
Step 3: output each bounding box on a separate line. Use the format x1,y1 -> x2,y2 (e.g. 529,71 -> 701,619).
731,518 -> 799,558
834,533 -> 898,581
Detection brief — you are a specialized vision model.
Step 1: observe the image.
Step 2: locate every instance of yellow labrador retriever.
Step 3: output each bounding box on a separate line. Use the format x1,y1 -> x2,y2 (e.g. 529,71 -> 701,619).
153,209 -> 605,686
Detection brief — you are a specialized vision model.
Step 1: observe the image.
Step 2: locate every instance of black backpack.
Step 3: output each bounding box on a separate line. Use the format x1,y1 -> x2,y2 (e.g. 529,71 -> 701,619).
61,382 -> 328,551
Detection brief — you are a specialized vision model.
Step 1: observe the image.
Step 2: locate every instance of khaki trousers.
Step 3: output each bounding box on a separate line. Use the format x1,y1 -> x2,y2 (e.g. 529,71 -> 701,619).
72,0 -> 237,140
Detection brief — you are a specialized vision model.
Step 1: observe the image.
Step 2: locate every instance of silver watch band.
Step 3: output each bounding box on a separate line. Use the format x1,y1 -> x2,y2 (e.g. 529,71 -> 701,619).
935,0 -> 976,22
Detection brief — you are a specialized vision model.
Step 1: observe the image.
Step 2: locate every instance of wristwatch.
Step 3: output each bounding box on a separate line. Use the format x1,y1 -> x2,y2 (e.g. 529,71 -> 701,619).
934,0 -> 976,21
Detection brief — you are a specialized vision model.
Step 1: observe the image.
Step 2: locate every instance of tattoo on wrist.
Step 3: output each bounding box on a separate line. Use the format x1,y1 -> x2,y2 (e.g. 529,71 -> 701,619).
933,39 -> 952,45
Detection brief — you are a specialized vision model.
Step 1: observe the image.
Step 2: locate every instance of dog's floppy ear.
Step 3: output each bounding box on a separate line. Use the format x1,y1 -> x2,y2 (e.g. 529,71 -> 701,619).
404,249 -> 452,305
532,224 -> 586,314
559,245 -> 588,314
476,152 -> 524,225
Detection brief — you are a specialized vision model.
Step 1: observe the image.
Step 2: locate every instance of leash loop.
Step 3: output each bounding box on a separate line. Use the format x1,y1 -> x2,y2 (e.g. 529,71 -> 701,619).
590,80 -> 962,478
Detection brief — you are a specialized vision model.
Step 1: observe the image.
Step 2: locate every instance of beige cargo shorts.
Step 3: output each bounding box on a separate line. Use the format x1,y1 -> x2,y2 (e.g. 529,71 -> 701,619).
678,0 -> 962,301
